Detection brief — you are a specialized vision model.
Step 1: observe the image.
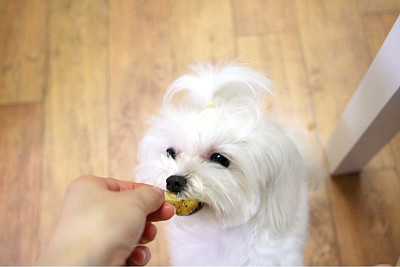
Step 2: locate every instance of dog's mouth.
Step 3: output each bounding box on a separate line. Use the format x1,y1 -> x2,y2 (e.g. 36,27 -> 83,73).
188,202 -> 203,216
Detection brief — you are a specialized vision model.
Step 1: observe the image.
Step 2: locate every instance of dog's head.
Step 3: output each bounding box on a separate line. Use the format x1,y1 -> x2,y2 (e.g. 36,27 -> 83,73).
136,63 -> 306,231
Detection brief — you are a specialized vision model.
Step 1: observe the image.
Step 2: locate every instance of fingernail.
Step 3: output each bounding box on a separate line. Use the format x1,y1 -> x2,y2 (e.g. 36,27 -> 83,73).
143,248 -> 151,265
137,247 -> 150,265
166,202 -> 176,215
139,248 -> 147,263
130,247 -> 149,266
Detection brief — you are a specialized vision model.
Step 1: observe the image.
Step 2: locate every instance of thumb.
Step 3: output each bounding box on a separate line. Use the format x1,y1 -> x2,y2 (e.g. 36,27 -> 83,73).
128,186 -> 165,216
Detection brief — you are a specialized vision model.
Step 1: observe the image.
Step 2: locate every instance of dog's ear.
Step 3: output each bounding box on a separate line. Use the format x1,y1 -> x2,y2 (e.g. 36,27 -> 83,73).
266,187 -> 298,233
265,165 -> 308,233
164,63 -> 273,109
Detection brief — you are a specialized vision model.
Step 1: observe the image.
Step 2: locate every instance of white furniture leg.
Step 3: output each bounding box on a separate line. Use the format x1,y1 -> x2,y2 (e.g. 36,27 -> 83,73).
325,15 -> 400,176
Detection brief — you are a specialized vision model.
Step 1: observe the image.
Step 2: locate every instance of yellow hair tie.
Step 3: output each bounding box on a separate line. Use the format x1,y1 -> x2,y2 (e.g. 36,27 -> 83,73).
206,103 -> 215,109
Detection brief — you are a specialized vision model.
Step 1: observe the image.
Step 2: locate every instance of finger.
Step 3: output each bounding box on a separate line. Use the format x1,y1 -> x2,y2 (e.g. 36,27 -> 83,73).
126,246 -> 151,266
102,178 -> 150,192
130,186 -> 165,215
74,176 -> 154,193
147,202 -> 175,222
139,222 -> 157,244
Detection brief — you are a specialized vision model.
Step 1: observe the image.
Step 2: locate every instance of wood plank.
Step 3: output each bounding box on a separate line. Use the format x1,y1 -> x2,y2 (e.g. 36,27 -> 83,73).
41,0 -> 108,252
364,13 -> 400,57
358,0 -> 400,13
110,0 -> 172,180
305,184 -> 342,265
329,170 -> 400,265
296,0 -> 371,144
0,0 -> 48,104
170,0 -> 235,75
297,2 -> 400,264
232,0 -> 297,35
110,1 -> 173,265
238,33 -> 340,265
238,33 -> 319,151
0,104 -> 42,265
391,133 -> 400,176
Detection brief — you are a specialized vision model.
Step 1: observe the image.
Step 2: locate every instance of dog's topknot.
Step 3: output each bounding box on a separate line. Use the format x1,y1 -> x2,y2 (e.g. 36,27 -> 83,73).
164,63 -> 273,109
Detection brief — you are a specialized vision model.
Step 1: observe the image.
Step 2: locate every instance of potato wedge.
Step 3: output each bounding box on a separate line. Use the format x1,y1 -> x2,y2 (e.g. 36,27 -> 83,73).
164,191 -> 200,216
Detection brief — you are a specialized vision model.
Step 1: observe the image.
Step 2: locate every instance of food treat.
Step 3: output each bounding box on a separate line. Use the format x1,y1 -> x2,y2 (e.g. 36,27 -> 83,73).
164,190 -> 200,216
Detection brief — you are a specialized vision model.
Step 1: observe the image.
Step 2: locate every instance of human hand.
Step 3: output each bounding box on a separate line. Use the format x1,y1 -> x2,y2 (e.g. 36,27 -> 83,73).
36,175 -> 175,266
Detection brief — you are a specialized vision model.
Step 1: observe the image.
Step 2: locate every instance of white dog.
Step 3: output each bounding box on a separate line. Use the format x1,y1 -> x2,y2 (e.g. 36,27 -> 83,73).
135,63 -> 310,265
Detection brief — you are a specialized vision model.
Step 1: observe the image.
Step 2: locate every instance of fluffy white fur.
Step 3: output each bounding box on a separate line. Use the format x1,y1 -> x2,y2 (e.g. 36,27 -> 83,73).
135,63 -> 310,265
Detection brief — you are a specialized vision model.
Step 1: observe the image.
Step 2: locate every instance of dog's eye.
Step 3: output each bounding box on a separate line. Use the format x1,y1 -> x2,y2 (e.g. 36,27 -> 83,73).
166,148 -> 176,159
210,153 -> 230,168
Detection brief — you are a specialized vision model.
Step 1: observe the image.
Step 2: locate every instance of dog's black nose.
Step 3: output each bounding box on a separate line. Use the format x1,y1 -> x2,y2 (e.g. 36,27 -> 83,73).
166,175 -> 187,193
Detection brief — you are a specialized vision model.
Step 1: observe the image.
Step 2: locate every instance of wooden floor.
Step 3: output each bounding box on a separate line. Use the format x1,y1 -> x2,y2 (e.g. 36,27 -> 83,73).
1,0 -> 399,265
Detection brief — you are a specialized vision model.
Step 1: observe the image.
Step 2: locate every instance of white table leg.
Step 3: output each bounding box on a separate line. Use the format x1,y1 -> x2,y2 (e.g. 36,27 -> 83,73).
325,15 -> 400,176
